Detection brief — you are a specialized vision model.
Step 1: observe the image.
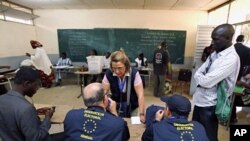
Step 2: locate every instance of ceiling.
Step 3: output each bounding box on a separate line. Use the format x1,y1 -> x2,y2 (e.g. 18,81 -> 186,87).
7,0 -> 230,11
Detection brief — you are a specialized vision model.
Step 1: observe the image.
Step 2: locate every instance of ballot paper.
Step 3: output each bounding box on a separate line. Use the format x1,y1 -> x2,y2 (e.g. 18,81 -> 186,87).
131,116 -> 141,124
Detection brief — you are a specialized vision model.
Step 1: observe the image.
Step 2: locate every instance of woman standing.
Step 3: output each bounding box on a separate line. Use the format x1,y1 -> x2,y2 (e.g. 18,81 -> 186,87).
102,50 -> 145,123
26,40 -> 54,88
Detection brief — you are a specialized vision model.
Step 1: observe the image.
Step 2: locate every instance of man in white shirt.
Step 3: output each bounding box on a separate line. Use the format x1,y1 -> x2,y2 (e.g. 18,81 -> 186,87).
192,24 -> 240,141
55,52 -> 72,86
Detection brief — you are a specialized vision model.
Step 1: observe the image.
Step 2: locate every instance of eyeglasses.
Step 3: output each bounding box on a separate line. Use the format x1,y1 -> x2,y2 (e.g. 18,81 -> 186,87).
112,66 -> 125,72
105,93 -> 111,98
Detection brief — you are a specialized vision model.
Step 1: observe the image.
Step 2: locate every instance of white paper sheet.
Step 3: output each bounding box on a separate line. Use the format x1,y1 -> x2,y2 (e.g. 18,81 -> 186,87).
131,116 -> 141,124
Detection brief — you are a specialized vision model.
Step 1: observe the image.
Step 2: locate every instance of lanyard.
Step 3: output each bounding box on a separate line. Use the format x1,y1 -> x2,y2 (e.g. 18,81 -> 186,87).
118,78 -> 126,93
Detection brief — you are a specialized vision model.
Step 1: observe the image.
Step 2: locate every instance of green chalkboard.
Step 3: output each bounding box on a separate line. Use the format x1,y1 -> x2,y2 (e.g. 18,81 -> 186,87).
57,28 -> 186,64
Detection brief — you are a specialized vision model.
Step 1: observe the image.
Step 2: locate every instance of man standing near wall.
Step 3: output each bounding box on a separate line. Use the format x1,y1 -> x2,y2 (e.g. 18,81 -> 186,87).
192,24 -> 240,141
153,41 -> 169,97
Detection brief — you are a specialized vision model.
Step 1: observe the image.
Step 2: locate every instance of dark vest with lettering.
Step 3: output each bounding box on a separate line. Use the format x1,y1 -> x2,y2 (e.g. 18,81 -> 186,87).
64,106 -> 130,141
153,117 -> 209,141
105,68 -> 139,110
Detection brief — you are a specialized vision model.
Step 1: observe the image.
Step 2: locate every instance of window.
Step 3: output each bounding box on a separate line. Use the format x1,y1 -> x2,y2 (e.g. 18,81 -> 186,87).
0,1 -> 39,25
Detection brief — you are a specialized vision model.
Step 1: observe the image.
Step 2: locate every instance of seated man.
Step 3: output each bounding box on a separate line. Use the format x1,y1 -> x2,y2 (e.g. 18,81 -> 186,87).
55,52 -> 72,86
142,95 -> 209,141
64,82 -> 130,141
0,66 -> 64,141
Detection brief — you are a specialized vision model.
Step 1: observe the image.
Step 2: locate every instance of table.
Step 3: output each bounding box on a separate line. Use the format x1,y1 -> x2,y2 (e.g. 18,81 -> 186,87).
136,67 -> 152,86
34,103 -> 73,134
124,118 -> 146,141
74,71 -> 102,98
52,65 -> 76,78
0,69 -> 16,75
34,103 -> 72,123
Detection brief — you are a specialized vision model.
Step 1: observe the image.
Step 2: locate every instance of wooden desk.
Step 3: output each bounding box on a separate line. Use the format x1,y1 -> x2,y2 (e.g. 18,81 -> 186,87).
34,103 -> 72,123
52,66 -> 74,70
75,71 -> 102,98
124,118 -> 146,141
0,69 -> 16,75
34,104 -> 72,134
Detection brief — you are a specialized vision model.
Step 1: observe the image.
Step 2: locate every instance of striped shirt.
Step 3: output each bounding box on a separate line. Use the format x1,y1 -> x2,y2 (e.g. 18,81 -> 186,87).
56,58 -> 72,66
193,45 -> 240,107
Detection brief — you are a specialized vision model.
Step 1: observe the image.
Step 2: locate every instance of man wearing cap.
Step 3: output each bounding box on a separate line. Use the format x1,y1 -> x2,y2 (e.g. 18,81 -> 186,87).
26,40 -> 54,88
142,95 -> 208,141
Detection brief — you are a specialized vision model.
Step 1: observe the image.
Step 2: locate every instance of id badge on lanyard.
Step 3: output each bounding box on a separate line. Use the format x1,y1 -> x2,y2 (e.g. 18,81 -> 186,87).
118,78 -> 126,115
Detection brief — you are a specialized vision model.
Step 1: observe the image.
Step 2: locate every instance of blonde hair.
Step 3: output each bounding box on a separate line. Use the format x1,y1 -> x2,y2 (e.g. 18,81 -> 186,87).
110,50 -> 131,73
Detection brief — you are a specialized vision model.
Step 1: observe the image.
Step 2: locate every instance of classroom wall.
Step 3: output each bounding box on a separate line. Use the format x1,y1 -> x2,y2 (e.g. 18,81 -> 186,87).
0,21 -> 36,68
0,21 -> 36,57
34,9 -> 208,68
0,9 -> 208,68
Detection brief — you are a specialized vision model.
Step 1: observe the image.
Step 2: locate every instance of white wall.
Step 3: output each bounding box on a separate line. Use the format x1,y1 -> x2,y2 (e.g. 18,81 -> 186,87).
0,21 -> 36,57
34,9 -> 208,58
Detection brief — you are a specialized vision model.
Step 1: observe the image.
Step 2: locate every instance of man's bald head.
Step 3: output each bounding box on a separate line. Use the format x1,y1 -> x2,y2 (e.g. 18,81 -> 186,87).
83,83 -> 105,107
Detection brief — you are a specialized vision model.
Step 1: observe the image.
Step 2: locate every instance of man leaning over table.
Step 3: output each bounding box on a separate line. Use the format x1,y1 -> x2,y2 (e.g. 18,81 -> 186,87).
142,95 -> 209,141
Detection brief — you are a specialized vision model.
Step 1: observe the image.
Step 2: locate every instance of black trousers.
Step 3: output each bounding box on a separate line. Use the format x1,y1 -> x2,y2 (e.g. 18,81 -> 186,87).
231,95 -> 244,121
192,105 -> 218,141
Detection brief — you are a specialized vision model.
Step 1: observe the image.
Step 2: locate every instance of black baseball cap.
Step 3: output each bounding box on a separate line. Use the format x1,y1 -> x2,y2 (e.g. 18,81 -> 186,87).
160,95 -> 191,115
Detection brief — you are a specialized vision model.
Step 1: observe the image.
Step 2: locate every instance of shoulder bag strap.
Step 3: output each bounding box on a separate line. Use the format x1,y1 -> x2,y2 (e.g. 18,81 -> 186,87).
126,68 -> 132,106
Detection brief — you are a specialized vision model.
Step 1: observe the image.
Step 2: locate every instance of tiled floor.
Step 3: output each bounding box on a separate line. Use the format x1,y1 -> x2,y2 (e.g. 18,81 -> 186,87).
2,77 -> 250,141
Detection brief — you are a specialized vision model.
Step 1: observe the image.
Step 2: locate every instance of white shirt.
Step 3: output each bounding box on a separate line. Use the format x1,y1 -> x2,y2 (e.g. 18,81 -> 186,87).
30,47 -> 52,75
193,45 -> 240,107
135,57 -> 147,68
56,58 -> 72,66
103,57 -> 110,68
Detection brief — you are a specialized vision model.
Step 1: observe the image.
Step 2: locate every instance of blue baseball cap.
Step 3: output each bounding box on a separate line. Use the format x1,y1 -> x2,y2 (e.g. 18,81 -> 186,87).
160,95 -> 191,115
